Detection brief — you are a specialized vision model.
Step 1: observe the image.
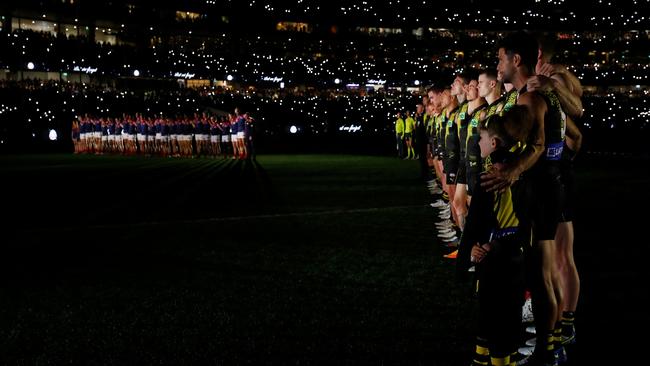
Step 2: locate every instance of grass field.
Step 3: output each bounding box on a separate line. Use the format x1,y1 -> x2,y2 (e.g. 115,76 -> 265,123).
1,153 -> 648,365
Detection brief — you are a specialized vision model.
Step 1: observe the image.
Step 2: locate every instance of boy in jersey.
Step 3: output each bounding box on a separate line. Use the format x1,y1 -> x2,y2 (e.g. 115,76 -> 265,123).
458,107 -> 531,366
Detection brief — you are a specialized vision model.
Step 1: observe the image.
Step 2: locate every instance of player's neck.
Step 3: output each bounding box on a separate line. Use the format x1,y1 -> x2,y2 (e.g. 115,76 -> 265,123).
469,97 -> 486,110
512,71 -> 531,91
486,89 -> 501,105
447,100 -> 458,114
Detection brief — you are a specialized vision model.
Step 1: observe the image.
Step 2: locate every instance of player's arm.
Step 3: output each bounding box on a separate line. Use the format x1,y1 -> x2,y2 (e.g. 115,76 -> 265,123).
555,64 -> 583,98
527,73 -> 583,119
512,92 -> 546,175
564,115 -> 583,156
481,92 -> 546,192
537,63 -> 583,97
550,73 -> 583,119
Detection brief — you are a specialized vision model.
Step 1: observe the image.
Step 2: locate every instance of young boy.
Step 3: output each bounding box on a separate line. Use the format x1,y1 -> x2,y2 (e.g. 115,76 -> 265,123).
457,106 -> 532,366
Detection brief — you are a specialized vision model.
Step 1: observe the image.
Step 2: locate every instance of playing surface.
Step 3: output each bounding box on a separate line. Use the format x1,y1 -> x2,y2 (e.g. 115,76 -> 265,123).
1,154 -> 647,365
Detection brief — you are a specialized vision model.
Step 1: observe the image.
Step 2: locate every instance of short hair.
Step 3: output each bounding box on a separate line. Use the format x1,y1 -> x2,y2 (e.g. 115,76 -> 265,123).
455,71 -> 473,85
498,32 -> 539,74
479,69 -> 498,81
536,33 -> 557,60
427,85 -> 445,94
480,105 -> 533,149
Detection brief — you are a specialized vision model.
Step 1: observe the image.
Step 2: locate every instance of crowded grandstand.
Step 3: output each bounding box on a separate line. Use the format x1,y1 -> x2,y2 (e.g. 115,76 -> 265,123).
0,0 -> 648,154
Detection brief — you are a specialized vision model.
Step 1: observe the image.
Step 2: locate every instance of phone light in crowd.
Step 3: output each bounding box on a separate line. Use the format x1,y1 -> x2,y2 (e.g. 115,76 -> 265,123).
27,62 -> 35,70
226,74 -> 234,81
280,82 -> 285,89
133,69 -> 140,77
414,80 -> 420,86
334,78 -> 341,84
48,129 -> 58,141
289,125 -> 298,134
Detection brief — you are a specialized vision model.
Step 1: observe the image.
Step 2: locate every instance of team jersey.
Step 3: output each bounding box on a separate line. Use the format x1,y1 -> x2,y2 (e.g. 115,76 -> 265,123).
435,111 -> 446,151
485,96 -> 505,119
444,103 -> 467,161
425,113 -> 436,139
537,90 -> 567,163
458,103 -> 475,161
147,124 -> 156,136
405,117 -> 416,134
516,86 -> 567,170
501,89 -> 519,114
465,103 -> 489,170
457,147 -> 527,276
395,118 -> 405,135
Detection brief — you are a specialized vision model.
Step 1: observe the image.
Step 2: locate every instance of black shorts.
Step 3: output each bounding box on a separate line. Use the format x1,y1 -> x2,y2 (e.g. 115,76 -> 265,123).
559,162 -> 575,222
444,157 -> 459,185
529,172 -> 565,241
456,159 -> 467,184
436,147 -> 444,160
467,162 -> 481,196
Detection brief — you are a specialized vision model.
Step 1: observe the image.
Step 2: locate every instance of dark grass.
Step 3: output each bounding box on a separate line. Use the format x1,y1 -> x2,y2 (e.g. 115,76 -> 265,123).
0,153 -> 648,365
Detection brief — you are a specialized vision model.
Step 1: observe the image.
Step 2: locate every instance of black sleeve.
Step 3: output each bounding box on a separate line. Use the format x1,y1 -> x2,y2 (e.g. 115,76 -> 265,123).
456,182 -> 495,281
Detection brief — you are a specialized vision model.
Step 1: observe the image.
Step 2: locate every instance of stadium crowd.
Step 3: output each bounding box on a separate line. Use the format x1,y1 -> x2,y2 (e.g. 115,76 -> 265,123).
1,27 -> 648,86
0,22 -> 647,154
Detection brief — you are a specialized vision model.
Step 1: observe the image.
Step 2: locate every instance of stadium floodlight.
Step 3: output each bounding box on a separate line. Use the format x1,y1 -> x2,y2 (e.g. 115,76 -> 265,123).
48,129 -> 58,141
133,69 -> 140,77
289,125 -> 298,134
27,62 -> 35,70
226,74 -> 234,81
334,78 -> 341,84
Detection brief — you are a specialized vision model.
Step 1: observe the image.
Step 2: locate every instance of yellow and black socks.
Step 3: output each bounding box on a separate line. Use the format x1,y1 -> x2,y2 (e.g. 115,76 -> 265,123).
472,336 -> 489,366
533,332 -> 557,365
561,311 -> 576,344
490,354 -> 511,366
553,323 -> 562,346
554,323 -> 567,363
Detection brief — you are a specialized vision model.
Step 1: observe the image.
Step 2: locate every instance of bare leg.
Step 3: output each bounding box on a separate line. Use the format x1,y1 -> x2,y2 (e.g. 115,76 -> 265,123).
556,221 -> 579,312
